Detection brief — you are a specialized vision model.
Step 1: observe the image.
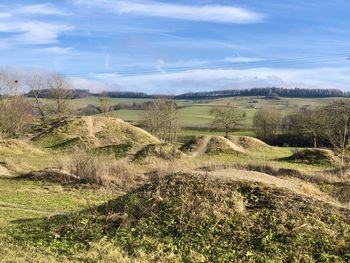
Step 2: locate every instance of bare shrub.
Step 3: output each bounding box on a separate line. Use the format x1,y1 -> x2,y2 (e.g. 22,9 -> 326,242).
69,148 -> 138,189
70,148 -> 100,184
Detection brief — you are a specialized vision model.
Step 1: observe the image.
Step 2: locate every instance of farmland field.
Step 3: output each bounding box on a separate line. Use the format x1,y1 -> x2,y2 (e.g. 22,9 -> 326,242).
71,96 -> 342,131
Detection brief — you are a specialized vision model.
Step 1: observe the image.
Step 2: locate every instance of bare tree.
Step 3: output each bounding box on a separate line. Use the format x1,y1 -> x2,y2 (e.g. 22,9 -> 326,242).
48,73 -> 72,119
143,97 -> 181,143
253,107 -> 282,140
209,103 -> 243,138
165,97 -> 180,143
0,69 -> 33,138
98,91 -> 111,117
283,108 -> 324,148
26,74 -> 49,121
321,100 -> 350,164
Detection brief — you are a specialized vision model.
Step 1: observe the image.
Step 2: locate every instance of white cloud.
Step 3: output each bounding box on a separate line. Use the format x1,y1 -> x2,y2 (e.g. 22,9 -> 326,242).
75,0 -> 265,24
0,21 -> 74,46
223,56 -> 264,63
70,77 -> 116,92
14,3 -> 69,16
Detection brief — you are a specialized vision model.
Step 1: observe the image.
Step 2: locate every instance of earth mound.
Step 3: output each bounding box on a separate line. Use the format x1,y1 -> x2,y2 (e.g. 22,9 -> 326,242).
181,136 -> 245,155
228,136 -> 271,150
133,143 -> 183,161
31,116 -> 160,150
284,148 -> 339,165
15,173 -> 350,262
18,169 -> 80,184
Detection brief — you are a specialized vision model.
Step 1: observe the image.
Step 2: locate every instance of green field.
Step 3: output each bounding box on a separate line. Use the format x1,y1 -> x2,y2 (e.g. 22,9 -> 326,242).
72,96 -> 342,131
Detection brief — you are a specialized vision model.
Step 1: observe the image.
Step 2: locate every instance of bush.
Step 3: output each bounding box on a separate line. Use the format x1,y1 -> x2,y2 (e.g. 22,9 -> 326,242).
70,148 -> 100,184
70,148 -> 137,189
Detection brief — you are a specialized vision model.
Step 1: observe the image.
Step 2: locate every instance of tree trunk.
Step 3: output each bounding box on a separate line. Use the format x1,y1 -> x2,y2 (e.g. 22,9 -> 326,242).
312,133 -> 317,148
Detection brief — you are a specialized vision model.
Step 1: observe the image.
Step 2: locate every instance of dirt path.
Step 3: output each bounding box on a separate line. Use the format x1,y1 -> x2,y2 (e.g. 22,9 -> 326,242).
222,138 -> 246,153
129,144 -> 148,156
84,116 -> 95,137
194,136 -> 211,156
0,165 -> 11,176
209,168 -> 344,208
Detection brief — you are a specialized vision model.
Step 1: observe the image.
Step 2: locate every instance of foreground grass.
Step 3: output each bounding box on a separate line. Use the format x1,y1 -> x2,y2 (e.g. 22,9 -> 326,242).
0,177 -> 116,226
3,174 -> 350,262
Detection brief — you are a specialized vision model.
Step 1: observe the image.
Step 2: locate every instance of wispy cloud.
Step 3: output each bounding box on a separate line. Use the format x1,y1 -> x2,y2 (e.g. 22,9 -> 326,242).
41,47 -> 73,54
223,56 -> 265,63
0,3 -> 73,48
0,21 -> 74,46
14,3 -> 70,16
0,13 -> 12,19
75,0 -> 265,24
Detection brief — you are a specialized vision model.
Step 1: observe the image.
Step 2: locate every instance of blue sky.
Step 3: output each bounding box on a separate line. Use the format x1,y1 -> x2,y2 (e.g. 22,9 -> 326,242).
1,0 -> 350,93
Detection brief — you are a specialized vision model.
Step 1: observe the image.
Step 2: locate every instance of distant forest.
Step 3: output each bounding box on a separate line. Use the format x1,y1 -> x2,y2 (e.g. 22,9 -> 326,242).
26,87 -> 350,100
175,87 -> 350,99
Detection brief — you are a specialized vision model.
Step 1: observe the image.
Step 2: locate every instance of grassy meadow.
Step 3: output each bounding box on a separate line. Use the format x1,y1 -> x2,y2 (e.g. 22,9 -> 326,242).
69,95 -> 342,145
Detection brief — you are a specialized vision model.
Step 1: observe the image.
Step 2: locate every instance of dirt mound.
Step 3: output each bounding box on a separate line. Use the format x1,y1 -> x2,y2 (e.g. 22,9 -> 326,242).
181,136 -> 245,155
17,173 -> 350,262
133,143 -> 183,161
228,136 -> 271,150
284,148 -> 339,165
31,116 -> 160,150
0,139 -> 43,154
18,169 -> 80,184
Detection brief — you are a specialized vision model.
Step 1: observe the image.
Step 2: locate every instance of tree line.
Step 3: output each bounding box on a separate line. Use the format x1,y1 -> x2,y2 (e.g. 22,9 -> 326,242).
27,87 -> 350,100
176,87 -> 349,99
253,101 -> 350,163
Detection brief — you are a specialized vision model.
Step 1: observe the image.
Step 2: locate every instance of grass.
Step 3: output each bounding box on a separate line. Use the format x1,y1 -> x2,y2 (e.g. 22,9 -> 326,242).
0,177 -> 115,223
5,173 -> 350,262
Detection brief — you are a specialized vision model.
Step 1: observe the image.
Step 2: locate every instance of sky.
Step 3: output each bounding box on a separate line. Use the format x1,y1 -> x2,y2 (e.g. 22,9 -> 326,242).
1,0 -> 350,94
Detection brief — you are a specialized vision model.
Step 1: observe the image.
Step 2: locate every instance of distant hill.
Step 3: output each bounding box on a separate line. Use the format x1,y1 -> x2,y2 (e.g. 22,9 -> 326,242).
26,87 -> 350,100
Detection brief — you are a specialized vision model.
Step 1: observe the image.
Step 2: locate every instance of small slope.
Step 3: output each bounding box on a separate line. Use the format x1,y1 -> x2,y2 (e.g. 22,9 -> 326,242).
209,168 -> 341,208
